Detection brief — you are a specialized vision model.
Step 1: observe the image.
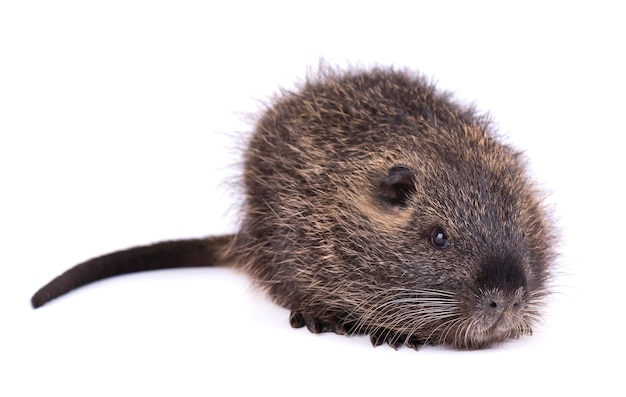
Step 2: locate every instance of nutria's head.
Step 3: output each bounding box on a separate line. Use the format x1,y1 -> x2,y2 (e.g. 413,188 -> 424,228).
340,125 -> 554,349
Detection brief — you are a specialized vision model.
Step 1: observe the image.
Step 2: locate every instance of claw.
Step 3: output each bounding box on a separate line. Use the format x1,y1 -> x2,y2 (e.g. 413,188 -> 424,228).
333,320 -> 357,336
406,336 -> 423,351
289,311 -> 306,328
304,317 -> 325,334
388,335 -> 406,350
369,330 -> 386,347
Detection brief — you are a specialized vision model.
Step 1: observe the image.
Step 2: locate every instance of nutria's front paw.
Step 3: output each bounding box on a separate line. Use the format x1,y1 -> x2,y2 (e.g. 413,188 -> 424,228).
369,329 -> 424,350
289,311 -> 336,334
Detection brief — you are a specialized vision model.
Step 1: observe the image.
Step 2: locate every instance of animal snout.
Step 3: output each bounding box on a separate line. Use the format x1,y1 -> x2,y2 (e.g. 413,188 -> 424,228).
475,252 -> 528,314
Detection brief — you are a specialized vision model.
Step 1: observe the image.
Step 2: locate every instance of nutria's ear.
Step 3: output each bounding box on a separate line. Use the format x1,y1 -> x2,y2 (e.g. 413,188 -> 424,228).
376,166 -> 417,206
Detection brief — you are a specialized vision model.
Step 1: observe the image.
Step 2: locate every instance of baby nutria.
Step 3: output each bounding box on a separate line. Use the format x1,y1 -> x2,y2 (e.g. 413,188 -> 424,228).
31,66 -> 556,350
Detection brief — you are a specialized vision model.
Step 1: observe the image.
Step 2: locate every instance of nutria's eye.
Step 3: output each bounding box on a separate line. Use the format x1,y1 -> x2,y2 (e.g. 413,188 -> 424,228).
430,227 -> 450,249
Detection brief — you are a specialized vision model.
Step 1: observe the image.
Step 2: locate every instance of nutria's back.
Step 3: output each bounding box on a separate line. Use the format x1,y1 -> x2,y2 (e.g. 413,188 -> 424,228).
234,67 -> 555,349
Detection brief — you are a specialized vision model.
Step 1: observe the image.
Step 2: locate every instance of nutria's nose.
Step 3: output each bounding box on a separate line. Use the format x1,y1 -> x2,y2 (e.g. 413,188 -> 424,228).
485,293 -> 523,312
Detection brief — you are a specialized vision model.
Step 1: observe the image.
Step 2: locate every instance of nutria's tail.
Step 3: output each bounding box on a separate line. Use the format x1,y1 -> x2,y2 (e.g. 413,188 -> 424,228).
31,235 -> 234,309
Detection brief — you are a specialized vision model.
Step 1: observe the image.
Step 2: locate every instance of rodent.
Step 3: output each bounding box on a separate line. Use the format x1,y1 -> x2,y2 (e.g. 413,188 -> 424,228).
31,66 -> 556,350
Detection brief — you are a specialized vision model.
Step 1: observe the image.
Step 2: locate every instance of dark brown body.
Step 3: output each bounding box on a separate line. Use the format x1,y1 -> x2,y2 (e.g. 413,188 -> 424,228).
32,67 -> 555,350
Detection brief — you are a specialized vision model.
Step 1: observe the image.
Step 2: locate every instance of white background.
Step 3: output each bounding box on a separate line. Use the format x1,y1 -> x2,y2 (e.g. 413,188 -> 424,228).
1,1 -> 624,395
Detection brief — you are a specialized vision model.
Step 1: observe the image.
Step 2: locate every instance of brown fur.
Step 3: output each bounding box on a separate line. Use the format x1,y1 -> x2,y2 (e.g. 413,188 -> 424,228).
32,66 -> 556,350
